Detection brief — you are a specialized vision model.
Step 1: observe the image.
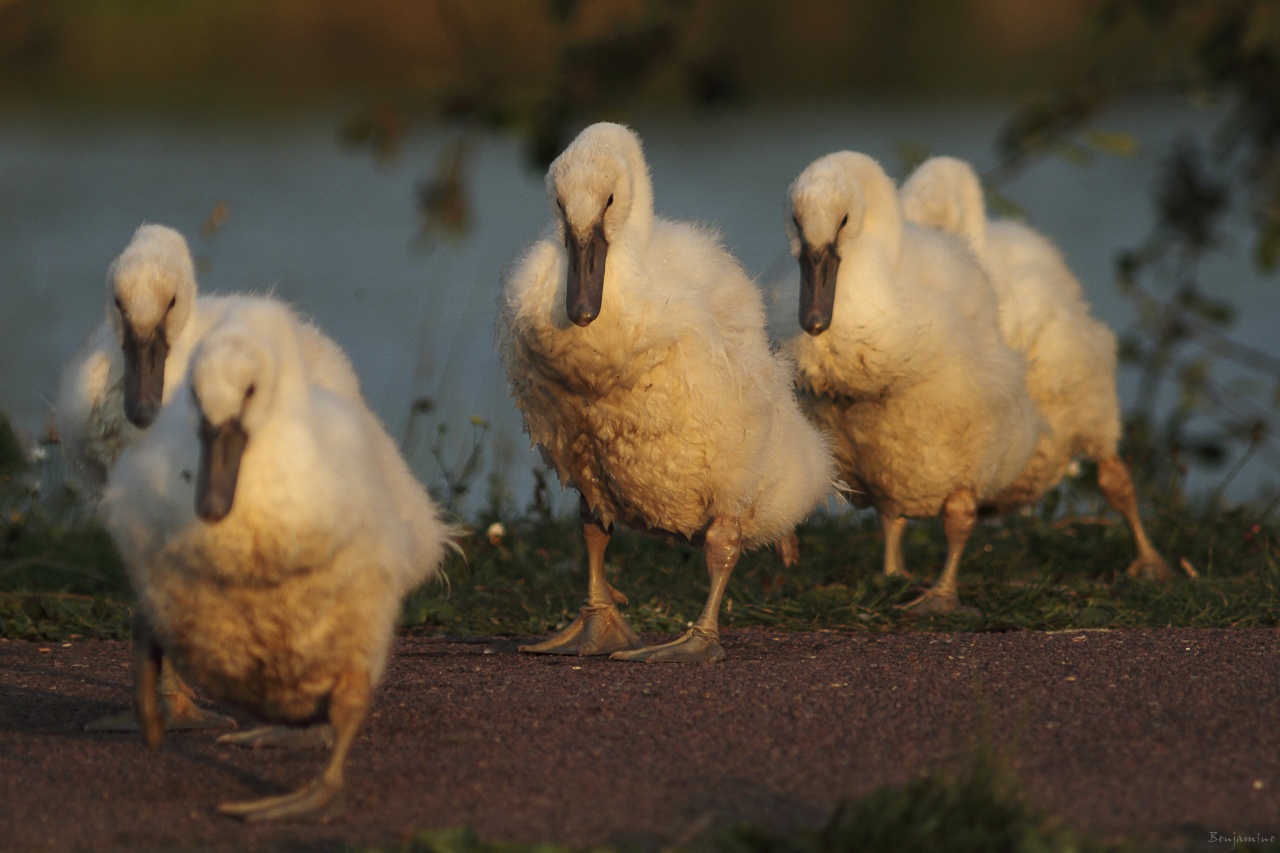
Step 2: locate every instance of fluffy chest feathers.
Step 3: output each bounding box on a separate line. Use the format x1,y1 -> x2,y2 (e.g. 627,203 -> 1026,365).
499,227 -> 778,536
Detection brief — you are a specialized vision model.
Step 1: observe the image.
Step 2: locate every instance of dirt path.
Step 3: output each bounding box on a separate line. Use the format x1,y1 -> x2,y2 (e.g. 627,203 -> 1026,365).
2,628 -> 1278,852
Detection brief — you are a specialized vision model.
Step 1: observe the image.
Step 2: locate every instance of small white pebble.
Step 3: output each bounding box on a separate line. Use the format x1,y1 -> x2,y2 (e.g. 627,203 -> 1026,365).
486,522 -> 506,546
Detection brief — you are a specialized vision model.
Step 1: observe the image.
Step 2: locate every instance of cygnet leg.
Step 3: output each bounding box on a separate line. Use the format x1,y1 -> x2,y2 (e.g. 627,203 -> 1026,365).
902,488 -> 977,614
217,667 -> 370,823
775,531 -> 800,567
86,657 -> 236,733
611,515 -> 740,663
881,513 -> 909,578
133,616 -> 165,750
521,497 -> 642,656
1096,454 -> 1172,581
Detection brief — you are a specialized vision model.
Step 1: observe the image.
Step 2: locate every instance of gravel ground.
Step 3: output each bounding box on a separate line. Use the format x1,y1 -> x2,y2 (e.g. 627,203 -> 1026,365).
1,627 -> 1278,852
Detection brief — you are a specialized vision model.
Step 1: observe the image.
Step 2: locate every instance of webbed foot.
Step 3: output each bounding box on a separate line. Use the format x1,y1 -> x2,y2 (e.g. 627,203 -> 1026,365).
84,691 -> 236,733
217,724 -> 333,751
1126,552 -> 1174,582
609,627 -> 726,663
217,777 -> 344,824
899,588 -> 980,616
520,603 -> 642,656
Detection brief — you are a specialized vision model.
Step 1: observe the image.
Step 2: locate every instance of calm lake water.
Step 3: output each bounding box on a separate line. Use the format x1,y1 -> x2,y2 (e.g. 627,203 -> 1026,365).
1,98 -> 1275,514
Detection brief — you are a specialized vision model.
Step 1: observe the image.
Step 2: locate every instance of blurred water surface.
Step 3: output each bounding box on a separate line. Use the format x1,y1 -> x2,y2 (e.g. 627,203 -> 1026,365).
1,98 -> 1274,513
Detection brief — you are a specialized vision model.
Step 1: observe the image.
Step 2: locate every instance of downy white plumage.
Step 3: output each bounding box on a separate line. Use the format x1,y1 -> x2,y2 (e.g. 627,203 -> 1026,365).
56,224 -> 360,495
899,156 -> 1170,580
784,150 -> 1045,612
102,297 -> 451,822
498,122 -> 835,661
56,225 -> 364,736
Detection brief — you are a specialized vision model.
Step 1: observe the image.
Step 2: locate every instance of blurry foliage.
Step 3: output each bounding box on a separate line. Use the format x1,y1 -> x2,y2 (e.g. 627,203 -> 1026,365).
0,412 -> 132,640
328,0 -> 1091,243
338,0 -> 1280,507
985,0 -> 1280,506
382,746 -> 1132,853
707,747 -> 1122,853
403,395 -> 500,518
0,411 -> 26,479
339,0 -> 718,242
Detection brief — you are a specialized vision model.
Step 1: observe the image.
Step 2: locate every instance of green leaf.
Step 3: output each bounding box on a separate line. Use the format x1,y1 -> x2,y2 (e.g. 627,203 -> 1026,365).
987,192 -> 1027,221
1050,139 -> 1093,167
1084,129 -> 1140,157
1256,225 -> 1280,273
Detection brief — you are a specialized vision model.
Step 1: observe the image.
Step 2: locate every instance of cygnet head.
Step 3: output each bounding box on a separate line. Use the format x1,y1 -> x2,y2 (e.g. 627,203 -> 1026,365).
188,319 -> 284,523
546,122 -> 653,327
108,224 -> 198,427
786,152 -> 896,336
899,156 -> 987,255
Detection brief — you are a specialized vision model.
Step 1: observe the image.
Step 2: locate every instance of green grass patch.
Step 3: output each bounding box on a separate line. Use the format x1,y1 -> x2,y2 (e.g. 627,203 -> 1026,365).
0,411 -> 134,640
0,505 -> 134,640
2,486 -> 1276,642
401,489 -> 1280,640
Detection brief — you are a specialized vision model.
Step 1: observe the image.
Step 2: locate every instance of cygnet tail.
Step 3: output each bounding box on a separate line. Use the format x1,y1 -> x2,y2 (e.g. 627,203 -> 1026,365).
749,401 -> 838,549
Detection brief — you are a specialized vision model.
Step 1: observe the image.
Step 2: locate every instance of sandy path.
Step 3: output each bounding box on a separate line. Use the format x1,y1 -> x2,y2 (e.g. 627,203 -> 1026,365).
1,628 -> 1277,852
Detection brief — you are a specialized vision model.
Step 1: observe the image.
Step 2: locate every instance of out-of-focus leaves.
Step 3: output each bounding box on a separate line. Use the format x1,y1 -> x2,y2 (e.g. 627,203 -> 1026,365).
996,87 -> 1106,164
1155,140 -> 1227,250
416,139 -> 472,244
685,53 -> 742,107
985,192 -> 1027,221
895,141 -> 933,179
1084,129 -> 1140,157
1242,1 -> 1280,54
1115,251 -> 1141,292
1183,291 -> 1236,326
1256,220 -> 1280,271
0,412 -> 25,479
199,200 -> 230,240
1117,334 -> 1145,364
558,18 -> 677,112
339,103 -> 406,166
1050,138 -> 1094,167
545,0 -> 579,25
1177,358 -> 1211,393
1187,438 -> 1228,466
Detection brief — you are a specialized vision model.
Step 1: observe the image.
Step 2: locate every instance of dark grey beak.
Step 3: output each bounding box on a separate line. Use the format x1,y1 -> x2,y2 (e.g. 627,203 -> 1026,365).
565,220 -> 608,327
122,325 -> 169,428
799,242 -> 840,336
196,416 -> 248,522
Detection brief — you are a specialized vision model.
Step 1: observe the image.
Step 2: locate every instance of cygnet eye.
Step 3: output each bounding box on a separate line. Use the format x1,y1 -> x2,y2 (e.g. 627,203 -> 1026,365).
245,383 -> 256,401
839,214 -> 849,230
114,297 -> 123,311
606,194 -> 614,208
168,295 -> 176,310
